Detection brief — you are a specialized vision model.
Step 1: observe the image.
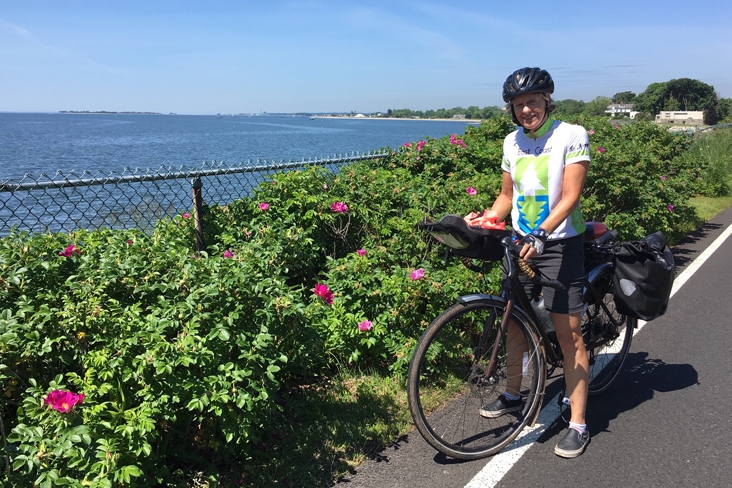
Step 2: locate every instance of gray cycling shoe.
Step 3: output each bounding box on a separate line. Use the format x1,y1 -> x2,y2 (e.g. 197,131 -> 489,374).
479,394 -> 523,418
554,428 -> 590,458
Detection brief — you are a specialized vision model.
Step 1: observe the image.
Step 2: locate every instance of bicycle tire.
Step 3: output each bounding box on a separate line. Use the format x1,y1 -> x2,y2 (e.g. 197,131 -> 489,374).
584,269 -> 635,395
407,295 -> 545,460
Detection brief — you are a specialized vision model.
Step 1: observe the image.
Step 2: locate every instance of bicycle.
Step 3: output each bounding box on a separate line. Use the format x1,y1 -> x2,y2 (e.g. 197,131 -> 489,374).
407,216 -> 636,460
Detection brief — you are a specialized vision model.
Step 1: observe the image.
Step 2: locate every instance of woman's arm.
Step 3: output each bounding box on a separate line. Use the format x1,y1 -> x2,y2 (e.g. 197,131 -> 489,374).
490,171 -> 514,220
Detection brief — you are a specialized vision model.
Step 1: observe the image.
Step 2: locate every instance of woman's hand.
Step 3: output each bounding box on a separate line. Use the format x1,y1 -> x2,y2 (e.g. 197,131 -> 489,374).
520,229 -> 547,259
464,209 -> 498,222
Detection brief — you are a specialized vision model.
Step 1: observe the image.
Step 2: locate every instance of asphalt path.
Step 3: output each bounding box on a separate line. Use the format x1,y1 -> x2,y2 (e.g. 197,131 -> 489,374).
338,206 -> 732,488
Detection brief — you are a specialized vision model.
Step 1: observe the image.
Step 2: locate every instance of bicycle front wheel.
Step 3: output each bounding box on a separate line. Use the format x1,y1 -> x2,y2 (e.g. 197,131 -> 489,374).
407,296 -> 544,460
584,270 -> 636,395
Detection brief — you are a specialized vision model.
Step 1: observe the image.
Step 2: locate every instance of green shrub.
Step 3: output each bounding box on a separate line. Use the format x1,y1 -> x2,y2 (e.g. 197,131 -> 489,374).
567,117 -> 696,239
679,128 -> 732,197
1,226 -> 319,486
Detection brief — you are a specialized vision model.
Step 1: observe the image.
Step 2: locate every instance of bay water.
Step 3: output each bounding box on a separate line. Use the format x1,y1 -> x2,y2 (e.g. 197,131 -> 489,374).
0,113 -> 475,235
0,113 -> 475,181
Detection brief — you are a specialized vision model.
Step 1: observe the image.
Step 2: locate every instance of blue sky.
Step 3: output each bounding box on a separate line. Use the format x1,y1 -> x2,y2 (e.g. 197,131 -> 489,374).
2,1 -> 731,114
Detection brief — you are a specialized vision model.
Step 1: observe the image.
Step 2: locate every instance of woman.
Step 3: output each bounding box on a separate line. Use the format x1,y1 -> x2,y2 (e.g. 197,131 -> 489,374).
472,67 -> 592,458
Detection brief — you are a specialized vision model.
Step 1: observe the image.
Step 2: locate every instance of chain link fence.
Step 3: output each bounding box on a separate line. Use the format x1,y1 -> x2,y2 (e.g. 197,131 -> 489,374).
0,152 -> 389,247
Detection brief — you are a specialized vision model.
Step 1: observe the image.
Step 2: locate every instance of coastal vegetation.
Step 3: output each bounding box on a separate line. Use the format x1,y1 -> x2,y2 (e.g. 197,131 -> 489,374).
383,78 -> 732,124
1,116 -> 731,487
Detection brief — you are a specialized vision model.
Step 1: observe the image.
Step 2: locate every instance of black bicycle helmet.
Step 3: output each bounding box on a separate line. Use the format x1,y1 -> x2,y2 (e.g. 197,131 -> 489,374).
502,67 -> 554,103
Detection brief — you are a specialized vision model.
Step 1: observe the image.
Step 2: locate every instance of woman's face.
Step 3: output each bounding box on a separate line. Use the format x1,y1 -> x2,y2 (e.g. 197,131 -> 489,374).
512,92 -> 547,131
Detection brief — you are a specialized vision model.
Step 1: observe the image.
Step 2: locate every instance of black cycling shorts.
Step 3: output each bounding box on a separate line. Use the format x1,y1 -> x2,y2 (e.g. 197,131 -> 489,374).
515,233 -> 585,315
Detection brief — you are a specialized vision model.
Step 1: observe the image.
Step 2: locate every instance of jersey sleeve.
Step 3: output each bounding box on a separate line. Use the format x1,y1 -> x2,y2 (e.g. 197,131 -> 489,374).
501,134 -> 514,172
564,126 -> 591,165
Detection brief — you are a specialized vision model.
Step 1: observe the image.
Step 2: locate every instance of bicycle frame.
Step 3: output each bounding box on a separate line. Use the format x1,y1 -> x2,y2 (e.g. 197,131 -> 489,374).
474,235 -> 621,405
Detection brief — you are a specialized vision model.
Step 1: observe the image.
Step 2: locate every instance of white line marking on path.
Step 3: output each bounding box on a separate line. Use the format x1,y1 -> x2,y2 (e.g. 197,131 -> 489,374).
465,221 -> 732,487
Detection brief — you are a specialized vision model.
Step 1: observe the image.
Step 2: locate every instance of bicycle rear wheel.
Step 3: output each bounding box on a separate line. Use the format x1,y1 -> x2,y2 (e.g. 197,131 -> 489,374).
584,270 -> 635,395
407,296 -> 544,460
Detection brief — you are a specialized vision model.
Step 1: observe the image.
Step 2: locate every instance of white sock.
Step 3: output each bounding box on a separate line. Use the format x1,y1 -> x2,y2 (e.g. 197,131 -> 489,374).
569,422 -> 586,434
503,391 -> 520,401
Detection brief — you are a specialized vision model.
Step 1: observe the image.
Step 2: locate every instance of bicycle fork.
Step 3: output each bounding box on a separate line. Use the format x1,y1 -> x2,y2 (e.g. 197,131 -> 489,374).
480,297 -> 516,385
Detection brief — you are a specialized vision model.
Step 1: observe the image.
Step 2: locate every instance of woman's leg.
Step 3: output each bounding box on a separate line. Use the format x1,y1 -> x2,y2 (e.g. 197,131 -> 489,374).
552,311 -> 589,424
504,320 -> 529,397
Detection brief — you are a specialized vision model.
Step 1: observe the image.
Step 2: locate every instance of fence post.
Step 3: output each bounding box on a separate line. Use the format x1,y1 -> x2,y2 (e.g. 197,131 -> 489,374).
191,177 -> 205,252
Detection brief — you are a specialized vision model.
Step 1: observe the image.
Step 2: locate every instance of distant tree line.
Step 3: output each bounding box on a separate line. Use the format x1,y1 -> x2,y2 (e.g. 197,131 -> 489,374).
383,106 -> 502,120
384,77 -> 732,125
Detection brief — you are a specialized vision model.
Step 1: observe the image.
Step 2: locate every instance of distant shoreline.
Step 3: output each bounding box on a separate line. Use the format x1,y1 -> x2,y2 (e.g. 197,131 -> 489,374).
47,113 -> 481,121
59,111 -> 167,115
310,115 -> 480,123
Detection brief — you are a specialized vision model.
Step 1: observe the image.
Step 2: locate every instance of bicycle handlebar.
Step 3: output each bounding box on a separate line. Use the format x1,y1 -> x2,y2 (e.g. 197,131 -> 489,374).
595,229 -> 618,247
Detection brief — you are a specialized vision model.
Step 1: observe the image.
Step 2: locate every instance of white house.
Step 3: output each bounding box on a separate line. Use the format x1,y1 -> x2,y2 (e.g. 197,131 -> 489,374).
605,103 -> 634,116
655,111 -> 704,124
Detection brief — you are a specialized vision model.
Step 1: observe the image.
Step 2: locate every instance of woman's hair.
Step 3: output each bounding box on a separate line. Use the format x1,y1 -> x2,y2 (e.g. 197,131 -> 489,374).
503,93 -> 556,125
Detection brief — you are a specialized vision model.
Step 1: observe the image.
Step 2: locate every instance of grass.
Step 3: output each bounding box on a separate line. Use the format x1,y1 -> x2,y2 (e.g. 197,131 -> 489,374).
236,367 -> 413,487
690,189 -> 732,222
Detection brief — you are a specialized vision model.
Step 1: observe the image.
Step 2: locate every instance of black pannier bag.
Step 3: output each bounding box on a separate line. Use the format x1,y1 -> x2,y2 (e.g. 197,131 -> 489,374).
612,231 -> 675,321
419,214 -> 511,262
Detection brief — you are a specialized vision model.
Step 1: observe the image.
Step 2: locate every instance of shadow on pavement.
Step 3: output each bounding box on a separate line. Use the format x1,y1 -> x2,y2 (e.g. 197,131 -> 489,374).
671,222 -> 723,269
535,351 -> 699,444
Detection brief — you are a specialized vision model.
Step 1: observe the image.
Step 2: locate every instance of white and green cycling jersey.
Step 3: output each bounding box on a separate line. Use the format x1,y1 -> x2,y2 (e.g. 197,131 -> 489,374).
501,117 -> 591,240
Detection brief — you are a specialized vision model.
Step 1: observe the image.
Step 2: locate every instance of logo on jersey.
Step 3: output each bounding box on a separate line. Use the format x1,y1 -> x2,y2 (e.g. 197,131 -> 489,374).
515,156 -> 550,234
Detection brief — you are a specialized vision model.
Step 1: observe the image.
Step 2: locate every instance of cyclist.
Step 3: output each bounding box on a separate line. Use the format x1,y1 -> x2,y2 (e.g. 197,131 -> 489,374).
470,67 -> 592,458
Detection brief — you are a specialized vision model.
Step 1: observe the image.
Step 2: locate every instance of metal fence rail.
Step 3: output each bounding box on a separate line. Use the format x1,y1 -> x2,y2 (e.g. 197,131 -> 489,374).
0,151 -> 389,245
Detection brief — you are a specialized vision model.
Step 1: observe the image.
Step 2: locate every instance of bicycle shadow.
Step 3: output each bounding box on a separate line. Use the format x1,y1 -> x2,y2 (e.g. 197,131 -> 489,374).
536,351 -> 699,443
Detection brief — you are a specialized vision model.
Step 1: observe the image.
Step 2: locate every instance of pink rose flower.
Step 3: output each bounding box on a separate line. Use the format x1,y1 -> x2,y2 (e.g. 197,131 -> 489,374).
410,268 -> 425,281
44,389 -> 85,413
403,142 -> 412,148
588,130 -> 595,135
416,140 -> 426,151
182,213 -> 190,219
314,283 -> 334,305
667,204 -> 674,213
259,202 -> 269,211
660,176 -> 668,181
223,249 -> 235,258
597,147 -> 606,154
449,134 -> 467,148
357,249 -> 367,256
358,320 -> 373,332
331,201 -> 348,213
466,186 -> 477,196
58,245 -> 80,257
